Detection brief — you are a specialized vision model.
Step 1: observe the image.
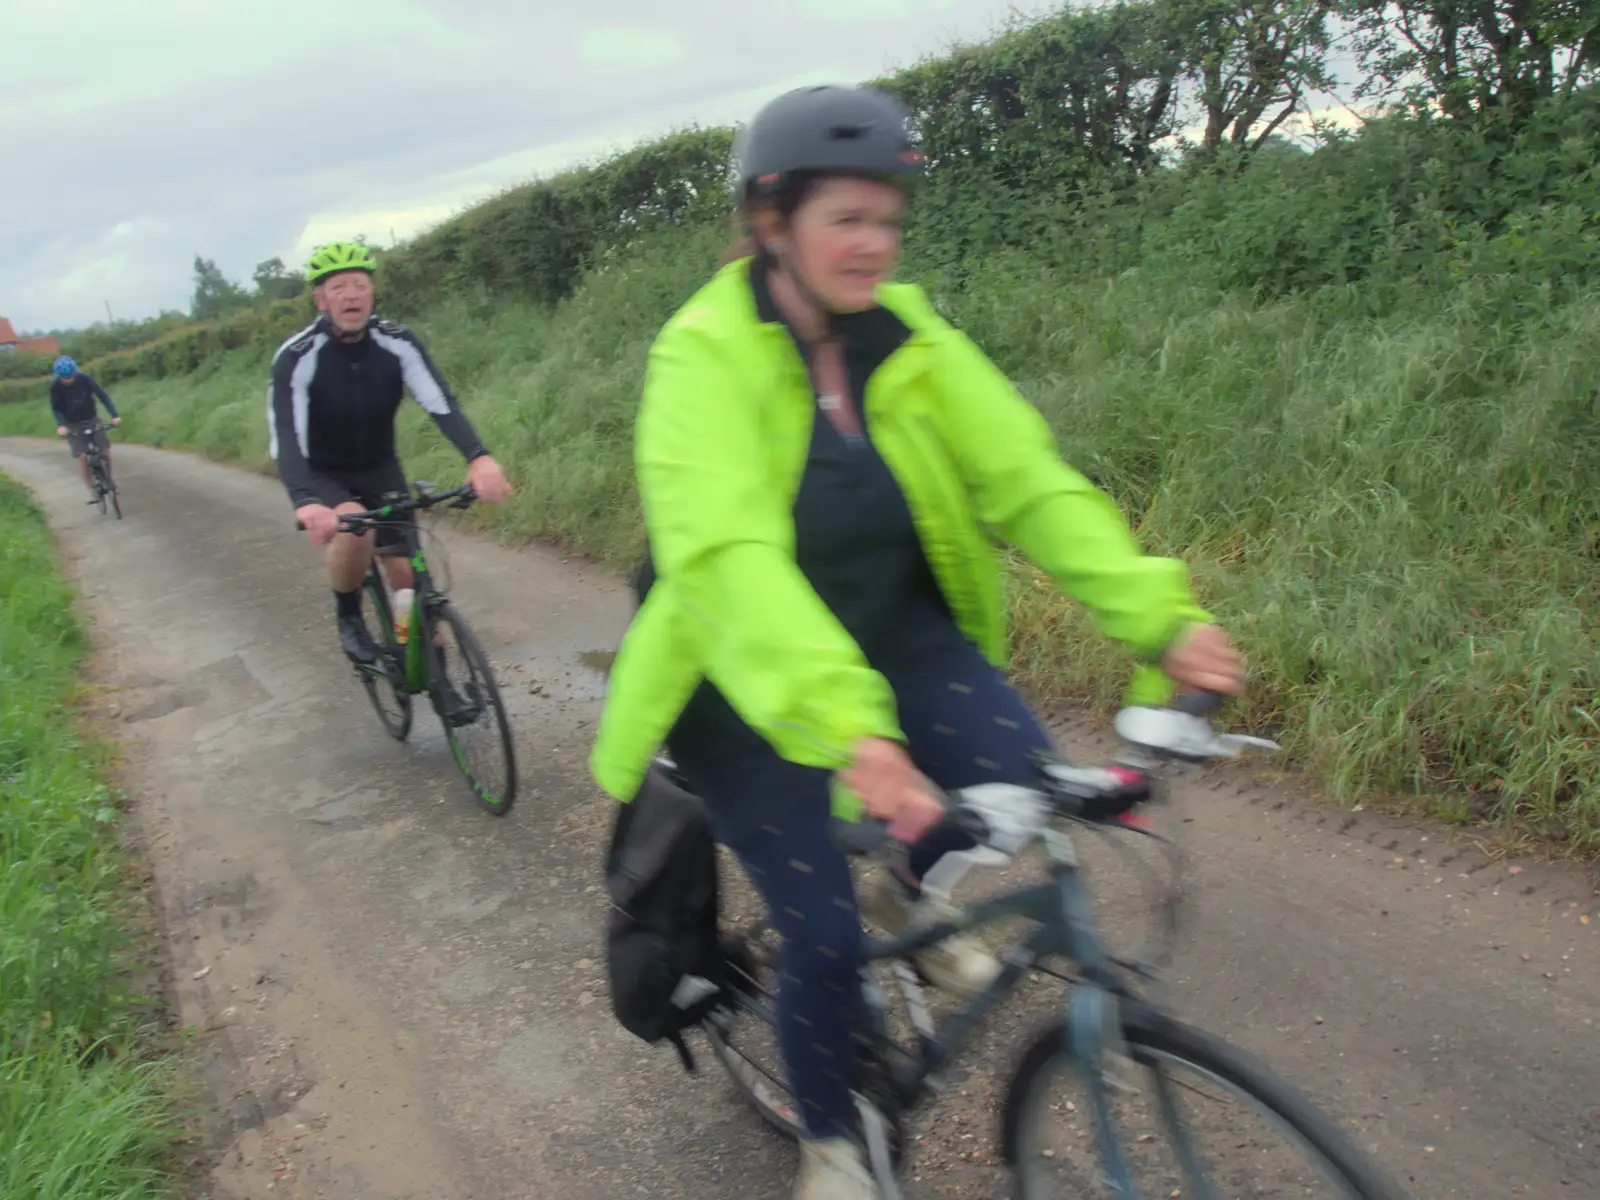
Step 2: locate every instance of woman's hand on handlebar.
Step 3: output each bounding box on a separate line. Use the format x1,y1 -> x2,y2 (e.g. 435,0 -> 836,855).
839,737 -> 945,844
296,502 -> 340,547
1161,623 -> 1246,697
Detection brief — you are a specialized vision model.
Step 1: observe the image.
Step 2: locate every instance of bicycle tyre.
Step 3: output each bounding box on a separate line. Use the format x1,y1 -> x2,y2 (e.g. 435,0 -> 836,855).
1002,997 -> 1404,1200
360,575 -> 412,741
704,929 -> 909,1170
108,473 -> 121,520
93,460 -> 108,515
705,931 -> 807,1143
430,603 -> 516,816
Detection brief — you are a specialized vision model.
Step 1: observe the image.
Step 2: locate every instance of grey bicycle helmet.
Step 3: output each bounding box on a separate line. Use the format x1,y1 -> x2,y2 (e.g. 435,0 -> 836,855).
731,85 -> 925,202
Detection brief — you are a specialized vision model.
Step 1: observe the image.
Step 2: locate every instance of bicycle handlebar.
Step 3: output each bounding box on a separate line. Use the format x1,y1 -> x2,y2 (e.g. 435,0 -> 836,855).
831,689 -> 1278,859
334,483 -> 477,533
292,482 -> 477,533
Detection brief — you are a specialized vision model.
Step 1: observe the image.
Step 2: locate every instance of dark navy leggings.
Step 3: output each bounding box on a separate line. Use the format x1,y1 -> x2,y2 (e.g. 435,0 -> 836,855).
667,636 -> 1051,1140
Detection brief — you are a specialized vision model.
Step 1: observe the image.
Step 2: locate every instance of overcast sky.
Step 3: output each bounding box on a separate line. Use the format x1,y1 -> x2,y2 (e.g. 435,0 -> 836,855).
2,0 -> 1080,332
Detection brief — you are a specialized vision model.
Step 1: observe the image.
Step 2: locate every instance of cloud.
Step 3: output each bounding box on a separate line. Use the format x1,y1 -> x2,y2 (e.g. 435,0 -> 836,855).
580,28 -> 688,72
0,0 -> 1110,329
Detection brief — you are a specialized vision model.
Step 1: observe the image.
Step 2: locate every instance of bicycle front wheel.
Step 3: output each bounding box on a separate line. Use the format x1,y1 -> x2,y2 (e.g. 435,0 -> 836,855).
1002,998 -> 1403,1200
429,603 -> 516,815
108,473 -> 121,519
93,462 -> 108,515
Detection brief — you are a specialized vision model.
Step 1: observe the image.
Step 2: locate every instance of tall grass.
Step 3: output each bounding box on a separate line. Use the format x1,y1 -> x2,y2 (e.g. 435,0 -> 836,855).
0,473 -> 177,1197
2,124 -> 1596,846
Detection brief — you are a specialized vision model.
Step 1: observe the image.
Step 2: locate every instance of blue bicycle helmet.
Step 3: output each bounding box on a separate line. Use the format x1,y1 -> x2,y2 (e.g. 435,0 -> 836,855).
52,356 -> 77,378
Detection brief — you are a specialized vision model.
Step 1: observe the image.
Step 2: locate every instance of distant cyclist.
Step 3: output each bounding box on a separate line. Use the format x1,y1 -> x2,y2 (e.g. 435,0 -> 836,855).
49,355 -> 120,501
268,240 -> 511,665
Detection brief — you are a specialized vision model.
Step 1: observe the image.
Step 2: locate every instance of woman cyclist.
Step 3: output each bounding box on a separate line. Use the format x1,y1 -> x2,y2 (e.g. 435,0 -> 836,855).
590,84 -> 1245,1198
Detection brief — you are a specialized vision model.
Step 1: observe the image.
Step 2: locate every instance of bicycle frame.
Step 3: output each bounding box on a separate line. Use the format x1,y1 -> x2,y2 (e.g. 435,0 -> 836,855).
725,822 -> 1156,1196
75,424 -> 113,475
361,514 -> 449,698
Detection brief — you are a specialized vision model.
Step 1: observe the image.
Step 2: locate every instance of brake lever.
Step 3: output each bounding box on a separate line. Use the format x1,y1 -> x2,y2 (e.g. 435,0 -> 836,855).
1112,706 -> 1280,761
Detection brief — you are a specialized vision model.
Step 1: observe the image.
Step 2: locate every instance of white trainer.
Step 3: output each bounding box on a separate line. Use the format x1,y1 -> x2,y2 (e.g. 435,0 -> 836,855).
794,1137 -> 879,1199
863,871 -> 1001,999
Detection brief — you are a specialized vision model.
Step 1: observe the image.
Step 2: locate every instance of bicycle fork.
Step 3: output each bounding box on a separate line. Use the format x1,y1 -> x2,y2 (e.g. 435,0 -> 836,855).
1053,846 -> 1147,1198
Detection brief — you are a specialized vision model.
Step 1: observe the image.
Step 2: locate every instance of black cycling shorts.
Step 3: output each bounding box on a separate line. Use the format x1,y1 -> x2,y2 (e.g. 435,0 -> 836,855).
305,459 -> 413,556
66,425 -> 110,457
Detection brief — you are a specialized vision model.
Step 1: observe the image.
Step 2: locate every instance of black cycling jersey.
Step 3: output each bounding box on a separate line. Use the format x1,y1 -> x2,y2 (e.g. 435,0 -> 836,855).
268,315 -> 488,509
49,373 -> 118,426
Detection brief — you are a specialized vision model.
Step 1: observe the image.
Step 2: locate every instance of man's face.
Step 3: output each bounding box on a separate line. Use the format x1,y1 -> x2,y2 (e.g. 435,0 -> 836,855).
313,270 -> 375,333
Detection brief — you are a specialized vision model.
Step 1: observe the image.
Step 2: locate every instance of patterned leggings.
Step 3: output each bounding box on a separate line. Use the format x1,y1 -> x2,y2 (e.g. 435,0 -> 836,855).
667,636 -> 1052,1140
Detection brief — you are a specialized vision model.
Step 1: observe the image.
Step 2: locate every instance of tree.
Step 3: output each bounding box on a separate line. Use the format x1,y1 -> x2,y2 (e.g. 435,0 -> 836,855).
1163,0 -> 1335,155
190,256 -> 251,321
252,256 -> 307,301
1340,0 -> 1599,123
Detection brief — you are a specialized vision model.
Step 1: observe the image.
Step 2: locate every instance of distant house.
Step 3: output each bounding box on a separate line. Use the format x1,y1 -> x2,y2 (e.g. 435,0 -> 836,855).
0,317 -> 60,358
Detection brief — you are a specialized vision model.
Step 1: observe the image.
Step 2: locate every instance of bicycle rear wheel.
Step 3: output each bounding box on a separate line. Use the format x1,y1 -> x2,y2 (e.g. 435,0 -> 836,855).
428,602 -> 516,815
705,925 -> 806,1140
1002,997 -> 1403,1199
705,924 -> 909,1169
359,575 -> 412,740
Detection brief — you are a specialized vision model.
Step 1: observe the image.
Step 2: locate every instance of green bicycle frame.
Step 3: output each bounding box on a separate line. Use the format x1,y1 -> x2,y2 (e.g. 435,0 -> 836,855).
359,500 -> 438,697
400,543 -> 434,694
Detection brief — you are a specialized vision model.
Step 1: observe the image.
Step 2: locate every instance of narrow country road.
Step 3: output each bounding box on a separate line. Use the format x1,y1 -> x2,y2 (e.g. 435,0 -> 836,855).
2,438 -> 1595,1200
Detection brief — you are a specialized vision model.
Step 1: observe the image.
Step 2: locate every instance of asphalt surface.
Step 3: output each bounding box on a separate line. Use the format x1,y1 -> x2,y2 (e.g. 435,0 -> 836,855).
1,438 -> 1595,1200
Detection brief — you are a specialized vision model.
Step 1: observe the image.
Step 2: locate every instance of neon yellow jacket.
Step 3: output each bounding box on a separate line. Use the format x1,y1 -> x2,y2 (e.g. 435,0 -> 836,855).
588,258 -> 1209,803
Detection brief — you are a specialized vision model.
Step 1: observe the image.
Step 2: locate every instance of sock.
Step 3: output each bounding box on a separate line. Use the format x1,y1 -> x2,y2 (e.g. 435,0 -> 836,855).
334,588 -> 362,619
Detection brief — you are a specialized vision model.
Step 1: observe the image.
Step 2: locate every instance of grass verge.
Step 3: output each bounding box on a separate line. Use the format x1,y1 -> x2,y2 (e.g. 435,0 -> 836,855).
0,470 -> 178,1198
1,215 -> 1594,849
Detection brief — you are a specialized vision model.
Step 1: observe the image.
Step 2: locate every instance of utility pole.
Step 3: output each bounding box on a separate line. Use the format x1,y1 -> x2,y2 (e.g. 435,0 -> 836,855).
104,300 -> 115,324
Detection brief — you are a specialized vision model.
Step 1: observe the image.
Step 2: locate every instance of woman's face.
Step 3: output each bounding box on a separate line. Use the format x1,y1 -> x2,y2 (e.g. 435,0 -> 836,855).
784,176 -> 906,312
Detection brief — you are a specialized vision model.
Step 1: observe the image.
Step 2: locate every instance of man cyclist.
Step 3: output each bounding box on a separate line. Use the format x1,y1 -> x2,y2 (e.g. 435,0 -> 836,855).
49,356 -> 121,501
268,240 -> 511,665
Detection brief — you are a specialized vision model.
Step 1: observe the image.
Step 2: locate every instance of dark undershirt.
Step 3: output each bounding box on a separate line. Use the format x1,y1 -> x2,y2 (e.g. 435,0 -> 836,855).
658,261 -> 960,759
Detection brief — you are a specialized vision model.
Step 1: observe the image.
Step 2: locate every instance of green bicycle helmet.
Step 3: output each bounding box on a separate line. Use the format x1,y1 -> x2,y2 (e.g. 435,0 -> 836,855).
306,240 -> 377,284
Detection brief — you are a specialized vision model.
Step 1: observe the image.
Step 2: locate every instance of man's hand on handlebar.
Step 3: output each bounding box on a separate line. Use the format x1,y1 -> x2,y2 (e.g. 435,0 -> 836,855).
295,502 -> 340,547
55,426 -> 67,437
110,417 -> 121,427
465,455 -> 511,507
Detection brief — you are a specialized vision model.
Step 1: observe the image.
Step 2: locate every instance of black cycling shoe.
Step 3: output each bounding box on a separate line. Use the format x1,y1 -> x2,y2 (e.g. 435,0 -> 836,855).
338,614 -> 379,665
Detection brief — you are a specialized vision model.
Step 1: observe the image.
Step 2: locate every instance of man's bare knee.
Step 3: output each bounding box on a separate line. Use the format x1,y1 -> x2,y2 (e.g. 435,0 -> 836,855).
380,553 -> 414,591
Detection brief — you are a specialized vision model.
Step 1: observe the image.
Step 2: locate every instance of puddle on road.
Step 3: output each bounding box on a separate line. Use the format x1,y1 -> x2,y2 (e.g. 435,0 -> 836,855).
577,650 -> 616,676
492,647 -> 618,708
